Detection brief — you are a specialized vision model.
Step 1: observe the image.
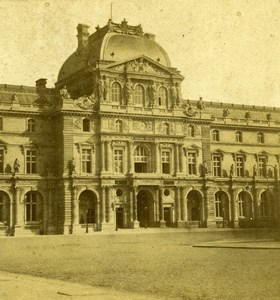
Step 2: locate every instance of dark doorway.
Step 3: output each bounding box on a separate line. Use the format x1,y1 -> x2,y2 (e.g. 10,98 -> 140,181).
187,190 -> 202,221
116,207 -> 124,228
164,207 -> 171,227
137,190 -> 154,227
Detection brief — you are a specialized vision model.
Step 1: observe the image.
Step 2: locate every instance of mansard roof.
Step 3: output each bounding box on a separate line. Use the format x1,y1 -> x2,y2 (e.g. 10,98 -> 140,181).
57,19 -> 171,83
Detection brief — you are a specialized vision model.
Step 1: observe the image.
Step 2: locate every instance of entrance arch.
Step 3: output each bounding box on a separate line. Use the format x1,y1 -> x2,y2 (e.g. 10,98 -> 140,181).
0,191 -> 10,227
187,190 -> 202,221
137,190 -> 154,227
79,190 -> 97,225
214,191 -> 229,221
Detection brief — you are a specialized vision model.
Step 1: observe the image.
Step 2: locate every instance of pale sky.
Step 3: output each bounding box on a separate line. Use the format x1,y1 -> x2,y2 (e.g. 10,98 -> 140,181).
0,0 -> 279,106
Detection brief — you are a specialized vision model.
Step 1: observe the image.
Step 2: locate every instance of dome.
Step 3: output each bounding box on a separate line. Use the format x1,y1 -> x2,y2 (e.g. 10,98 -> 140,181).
57,20 -> 171,83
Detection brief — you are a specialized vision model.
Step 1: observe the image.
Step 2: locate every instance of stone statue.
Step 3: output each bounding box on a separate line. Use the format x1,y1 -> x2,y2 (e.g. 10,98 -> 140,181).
148,81 -> 157,106
230,164 -> 235,177
170,83 -> 177,107
245,111 -> 251,119
202,161 -> 209,176
253,165 -> 257,176
197,97 -> 205,110
266,113 -> 272,121
11,93 -> 18,103
69,158 -> 76,174
124,79 -> 133,105
103,78 -> 109,101
184,101 -> 198,117
176,82 -> 182,103
60,85 -> 71,99
223,108 -> 230,117
98,79 -> 104,101
13,158 -> 20,173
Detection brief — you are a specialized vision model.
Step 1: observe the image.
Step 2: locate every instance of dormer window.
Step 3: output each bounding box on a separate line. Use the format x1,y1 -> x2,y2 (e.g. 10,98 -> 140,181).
236,131 -> 242,142
27,119 -> 35,132
212,129 -> 219,141
82,118 -> 90,132
257,132 -> 264,143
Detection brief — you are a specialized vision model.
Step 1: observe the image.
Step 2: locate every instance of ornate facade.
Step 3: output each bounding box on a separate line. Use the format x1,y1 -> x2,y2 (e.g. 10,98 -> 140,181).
0,19 -> 279,235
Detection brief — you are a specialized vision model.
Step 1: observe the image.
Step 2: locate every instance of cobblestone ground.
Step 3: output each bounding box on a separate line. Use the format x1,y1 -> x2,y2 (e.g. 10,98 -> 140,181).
0,229 -> 280,300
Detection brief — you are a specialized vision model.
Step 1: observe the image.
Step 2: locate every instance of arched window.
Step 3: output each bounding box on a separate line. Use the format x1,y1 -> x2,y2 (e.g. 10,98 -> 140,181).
188,125 -> 195,137
25,192 -> 42,223
236,131 -> 242,142
134,146 -> 148,173
0,192 -> 9,224
163,123 -> 170,135
158,87 -> 168,107
83,118 -> 90,132
111,82 -> 122,103
213,130 -> 219,141
134,85 -> 144,105
257,132 -> 264,143
238,192 -> 252,218
27,119 -> 35,132
116,120 -> 123,133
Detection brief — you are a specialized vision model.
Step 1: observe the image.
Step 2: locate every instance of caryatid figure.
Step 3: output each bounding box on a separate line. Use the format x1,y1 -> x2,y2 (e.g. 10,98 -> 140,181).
124,79 -> 133,105
170,83 -> 177,107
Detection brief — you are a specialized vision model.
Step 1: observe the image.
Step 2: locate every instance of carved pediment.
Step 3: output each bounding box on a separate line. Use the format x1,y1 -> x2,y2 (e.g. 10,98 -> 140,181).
105,56 -> 180,77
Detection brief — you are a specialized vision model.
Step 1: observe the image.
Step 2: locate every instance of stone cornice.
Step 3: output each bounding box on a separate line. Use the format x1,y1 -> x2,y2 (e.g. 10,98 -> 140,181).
211,123 -> 280,131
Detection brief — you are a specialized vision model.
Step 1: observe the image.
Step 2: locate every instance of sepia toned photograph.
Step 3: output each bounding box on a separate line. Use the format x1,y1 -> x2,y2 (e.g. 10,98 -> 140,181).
0,0 -> 280,299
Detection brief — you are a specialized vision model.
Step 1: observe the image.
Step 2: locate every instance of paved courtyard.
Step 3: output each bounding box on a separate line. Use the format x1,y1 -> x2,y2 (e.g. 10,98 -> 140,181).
0,229 -> 280,300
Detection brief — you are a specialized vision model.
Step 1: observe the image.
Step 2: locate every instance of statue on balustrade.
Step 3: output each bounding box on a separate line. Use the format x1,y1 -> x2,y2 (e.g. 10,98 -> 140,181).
60,85 -> 71,99
13,158 -> 20,174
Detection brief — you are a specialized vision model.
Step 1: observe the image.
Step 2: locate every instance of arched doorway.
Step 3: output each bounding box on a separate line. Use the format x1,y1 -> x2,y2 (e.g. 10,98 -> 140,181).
187,190 -> 202,221
0,191 -> 10,233
79,190 -> 97,225
137,190 -> 154,227
238,191 -> 253,228
215,191 -> 229,221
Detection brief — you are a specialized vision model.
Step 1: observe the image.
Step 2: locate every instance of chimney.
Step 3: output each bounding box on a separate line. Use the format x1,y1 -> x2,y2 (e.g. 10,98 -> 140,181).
36,78 -> 47,90
77,24 -> 90,49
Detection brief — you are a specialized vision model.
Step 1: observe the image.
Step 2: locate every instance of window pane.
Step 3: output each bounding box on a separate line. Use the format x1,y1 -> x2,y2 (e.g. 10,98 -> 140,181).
111,82 -> 121,103
82,149 -> 91,173
26,150 -> 37,174
134,85 -> 144,105
0,150 -> 3,173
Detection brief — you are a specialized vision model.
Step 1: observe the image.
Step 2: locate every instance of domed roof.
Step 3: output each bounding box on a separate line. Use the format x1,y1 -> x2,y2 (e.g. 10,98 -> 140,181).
57,20 -> 171,83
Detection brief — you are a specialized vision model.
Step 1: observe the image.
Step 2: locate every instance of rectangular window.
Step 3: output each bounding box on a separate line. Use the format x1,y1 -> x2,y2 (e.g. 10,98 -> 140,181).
236,157 -> 244,177
162,150 -> 170,174
114,150 -> 123,173
82,149 -> 91,173
188,152 -> 196,175
212,156 -> 221,177
26,150 -> 37,174
0,117 -> 3,131
27,119 -> 35,132
258,157 -> 266,177
0,149 -> 3,173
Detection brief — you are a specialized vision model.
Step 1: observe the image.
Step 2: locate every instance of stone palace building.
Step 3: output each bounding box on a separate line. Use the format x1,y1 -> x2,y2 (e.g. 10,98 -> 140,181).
0,19 -> 279,235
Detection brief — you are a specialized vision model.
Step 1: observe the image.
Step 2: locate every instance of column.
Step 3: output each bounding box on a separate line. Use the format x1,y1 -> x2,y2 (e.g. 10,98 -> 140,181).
129,140 -> 134,173
43,196 -> 48,234
132,186 -> 139,228
181,187 -> 187,222
175,144 -> 180,175
159,187 -> 166,227
15,187 -> 24,227
96,200 -> 100,230
129,187 -> 134,226
9,198 -> 14,235
72,186 -> 79,226
155,143 -> 160,174
180,144 -> 186,174
155,189 -> 159,223
107,187 -> 114,224
107,141 -> 113,173
101,186 -> 106,224
176,186 -> 182,225
101,141 -> 105,172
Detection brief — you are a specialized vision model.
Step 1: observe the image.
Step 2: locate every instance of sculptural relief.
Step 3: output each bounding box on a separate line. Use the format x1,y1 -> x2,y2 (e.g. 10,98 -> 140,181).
73,94 -> 97,110
74,118 -> 82,129
133,121 -> 153,132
